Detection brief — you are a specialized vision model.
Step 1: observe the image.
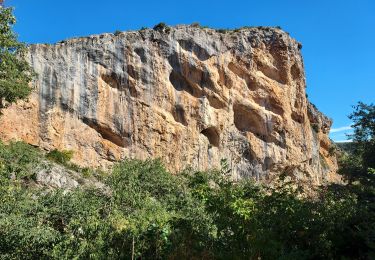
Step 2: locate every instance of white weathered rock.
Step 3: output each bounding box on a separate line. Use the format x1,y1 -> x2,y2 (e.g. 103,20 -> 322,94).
36,166 -> 79,190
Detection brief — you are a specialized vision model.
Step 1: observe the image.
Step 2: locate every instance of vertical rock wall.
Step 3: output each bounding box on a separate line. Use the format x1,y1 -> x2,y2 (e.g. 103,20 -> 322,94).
0,25 -> 338,184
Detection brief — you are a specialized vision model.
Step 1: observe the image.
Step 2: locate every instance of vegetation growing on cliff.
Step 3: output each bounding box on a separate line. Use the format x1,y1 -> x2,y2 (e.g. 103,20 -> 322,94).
0,5 -> 33,108
0,101 -> 374,260
153,22 -> 171,33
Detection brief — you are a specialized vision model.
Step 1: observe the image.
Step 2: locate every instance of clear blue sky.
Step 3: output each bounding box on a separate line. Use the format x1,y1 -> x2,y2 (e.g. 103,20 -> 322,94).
7,0 -> 375,142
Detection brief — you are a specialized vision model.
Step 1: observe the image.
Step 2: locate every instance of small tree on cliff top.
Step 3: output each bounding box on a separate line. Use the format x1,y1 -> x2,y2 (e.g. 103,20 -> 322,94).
0,3 -> 33,108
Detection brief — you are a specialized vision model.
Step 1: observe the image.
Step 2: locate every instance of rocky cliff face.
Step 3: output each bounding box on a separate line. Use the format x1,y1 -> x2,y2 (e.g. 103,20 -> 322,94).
0,25 -> 338,184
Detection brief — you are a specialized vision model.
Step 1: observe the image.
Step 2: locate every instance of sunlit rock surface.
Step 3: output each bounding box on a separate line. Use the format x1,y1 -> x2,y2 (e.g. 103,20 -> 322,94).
0,25 -> 338,184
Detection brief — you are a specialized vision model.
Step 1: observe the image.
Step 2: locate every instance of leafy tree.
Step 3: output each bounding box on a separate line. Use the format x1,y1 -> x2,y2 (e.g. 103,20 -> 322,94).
349,102 -> 375,170
339,102 -> 375,184
336,102 -> 375,258
0,3 -> 33,108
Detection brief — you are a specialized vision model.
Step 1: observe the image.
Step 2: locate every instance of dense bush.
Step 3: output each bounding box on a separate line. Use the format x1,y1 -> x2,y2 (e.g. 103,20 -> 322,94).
153,22 -> 171,33
0,140 -> 374,259
46,149 -> 74,165
0,141 -> 41,181
216,29 -> 229,34
113,30 -> 122,36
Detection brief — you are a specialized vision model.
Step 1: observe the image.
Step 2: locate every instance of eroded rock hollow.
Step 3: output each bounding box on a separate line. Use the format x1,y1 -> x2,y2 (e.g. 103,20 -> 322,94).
0,25 -> 338,183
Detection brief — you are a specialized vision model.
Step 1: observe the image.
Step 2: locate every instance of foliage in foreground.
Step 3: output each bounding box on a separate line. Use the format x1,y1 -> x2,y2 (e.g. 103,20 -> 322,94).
0,5 -> 34,108
0,141 -> 374,259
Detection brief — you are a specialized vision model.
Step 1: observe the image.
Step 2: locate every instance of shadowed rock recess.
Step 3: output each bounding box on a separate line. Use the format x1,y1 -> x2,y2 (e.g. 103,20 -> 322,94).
0,25 -> 338,184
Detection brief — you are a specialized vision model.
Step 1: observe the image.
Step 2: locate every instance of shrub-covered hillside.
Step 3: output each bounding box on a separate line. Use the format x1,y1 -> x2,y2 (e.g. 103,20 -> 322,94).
0,140 -> 374,259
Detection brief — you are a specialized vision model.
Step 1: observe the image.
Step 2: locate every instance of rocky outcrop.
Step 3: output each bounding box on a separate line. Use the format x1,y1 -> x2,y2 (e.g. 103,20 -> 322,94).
34,162 -> 108,192
0,25 -> 338,184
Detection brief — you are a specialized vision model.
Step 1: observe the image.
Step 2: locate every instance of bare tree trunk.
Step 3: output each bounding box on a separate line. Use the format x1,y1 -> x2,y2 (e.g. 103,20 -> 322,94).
131,236 -> 135,260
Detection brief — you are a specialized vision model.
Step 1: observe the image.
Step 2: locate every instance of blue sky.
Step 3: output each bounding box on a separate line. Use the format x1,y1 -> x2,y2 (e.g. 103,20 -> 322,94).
7,0 -> 375,142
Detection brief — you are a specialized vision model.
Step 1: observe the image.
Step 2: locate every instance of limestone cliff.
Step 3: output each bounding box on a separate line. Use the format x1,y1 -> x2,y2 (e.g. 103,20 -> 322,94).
0,25 -> 338,184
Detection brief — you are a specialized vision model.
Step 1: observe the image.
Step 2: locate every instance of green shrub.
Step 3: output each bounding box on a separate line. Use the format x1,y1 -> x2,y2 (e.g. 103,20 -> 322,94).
153,22 -> 170,33
328,145 -> 336,156
216,28 -> 228,34
46,149 -> 73,165
153,22 -> 166,30
0,141 -> 41,181
311,123 -> 320,133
